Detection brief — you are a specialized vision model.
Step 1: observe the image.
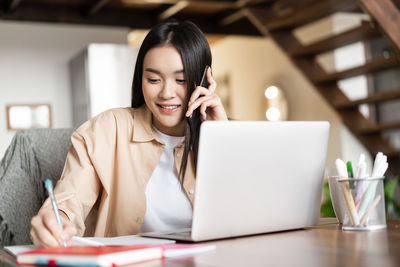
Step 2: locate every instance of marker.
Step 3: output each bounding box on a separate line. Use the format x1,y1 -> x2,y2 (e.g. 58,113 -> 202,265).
358,153 -> 388,218
354,154 -> 368,205
346,161 -> 354,189
346,161 -> 354,178
336,159 -> 360,226
44,179 -> 67,247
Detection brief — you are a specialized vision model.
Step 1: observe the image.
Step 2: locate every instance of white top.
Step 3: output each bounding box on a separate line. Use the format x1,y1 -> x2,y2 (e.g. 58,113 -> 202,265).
139,127 -> 193,233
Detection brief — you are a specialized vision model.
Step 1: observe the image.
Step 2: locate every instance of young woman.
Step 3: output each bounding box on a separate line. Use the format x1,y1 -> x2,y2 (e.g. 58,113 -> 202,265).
30,20 -> 228,247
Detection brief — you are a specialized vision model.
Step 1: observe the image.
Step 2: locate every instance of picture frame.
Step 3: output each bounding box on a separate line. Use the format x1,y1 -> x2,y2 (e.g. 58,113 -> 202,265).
6,103 -> 52,131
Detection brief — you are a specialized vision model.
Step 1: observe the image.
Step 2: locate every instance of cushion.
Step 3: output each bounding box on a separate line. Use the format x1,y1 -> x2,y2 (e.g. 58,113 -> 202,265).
0,128 -> 73,246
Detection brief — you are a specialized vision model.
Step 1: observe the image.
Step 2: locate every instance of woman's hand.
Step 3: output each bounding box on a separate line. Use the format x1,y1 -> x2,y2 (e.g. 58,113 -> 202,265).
30,208 -> 76,247
185,67 -> 228,121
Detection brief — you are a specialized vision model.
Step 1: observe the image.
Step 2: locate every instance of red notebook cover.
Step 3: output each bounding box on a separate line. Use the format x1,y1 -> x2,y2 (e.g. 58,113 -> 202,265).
16,245 -> 163,266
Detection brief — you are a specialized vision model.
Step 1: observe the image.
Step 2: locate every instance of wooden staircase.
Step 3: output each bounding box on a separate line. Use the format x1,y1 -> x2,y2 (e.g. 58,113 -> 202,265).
240,0 -> 400,174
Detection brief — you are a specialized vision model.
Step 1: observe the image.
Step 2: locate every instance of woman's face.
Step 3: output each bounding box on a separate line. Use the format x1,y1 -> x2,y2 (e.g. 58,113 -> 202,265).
142,45 -> 188,136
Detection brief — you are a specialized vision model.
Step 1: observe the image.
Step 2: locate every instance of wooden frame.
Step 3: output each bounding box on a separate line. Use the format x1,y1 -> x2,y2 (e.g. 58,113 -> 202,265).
6,103 -> 53,131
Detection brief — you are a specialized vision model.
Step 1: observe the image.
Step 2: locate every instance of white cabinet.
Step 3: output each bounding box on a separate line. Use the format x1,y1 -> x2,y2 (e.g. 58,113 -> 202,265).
69,44 -> 138,128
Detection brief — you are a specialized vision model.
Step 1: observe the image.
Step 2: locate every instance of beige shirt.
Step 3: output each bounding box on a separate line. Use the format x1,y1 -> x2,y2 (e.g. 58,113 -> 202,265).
41,105 -> 196,237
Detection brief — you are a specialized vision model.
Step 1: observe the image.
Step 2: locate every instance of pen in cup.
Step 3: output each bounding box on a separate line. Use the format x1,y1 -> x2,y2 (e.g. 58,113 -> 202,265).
44,179 -> 67,247
346,161 -> 354,178
335,159 -> 360,226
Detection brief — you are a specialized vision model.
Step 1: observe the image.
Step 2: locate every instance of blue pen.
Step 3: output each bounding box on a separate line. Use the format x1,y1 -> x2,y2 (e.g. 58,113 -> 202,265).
44,179 -> 67,247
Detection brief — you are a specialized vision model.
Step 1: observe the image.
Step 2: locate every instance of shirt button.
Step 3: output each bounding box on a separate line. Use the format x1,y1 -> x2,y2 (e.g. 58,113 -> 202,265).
189,189 -> 194,195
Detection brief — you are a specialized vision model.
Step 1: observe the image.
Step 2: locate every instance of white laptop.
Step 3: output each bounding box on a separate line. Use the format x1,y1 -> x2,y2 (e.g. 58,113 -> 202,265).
141,121 -> 330,242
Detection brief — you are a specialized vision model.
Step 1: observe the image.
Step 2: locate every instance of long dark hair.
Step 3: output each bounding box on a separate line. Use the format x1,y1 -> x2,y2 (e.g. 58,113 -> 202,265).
131,20 -> 212,183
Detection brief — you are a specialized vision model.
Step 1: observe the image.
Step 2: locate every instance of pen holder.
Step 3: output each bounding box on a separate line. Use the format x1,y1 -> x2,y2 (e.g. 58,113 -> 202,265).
328,176 -> 386,231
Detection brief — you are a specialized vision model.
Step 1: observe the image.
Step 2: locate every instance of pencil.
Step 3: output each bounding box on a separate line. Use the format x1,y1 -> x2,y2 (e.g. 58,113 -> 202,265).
360,194 -> 382,225
336,159 -> 360,225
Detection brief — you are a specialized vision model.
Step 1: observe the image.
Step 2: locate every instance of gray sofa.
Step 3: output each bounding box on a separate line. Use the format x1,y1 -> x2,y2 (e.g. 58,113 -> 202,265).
0,128 -> 74,246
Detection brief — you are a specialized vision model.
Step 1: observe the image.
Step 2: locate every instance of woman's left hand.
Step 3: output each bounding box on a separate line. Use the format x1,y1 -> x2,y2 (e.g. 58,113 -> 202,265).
185,67 -> 228,121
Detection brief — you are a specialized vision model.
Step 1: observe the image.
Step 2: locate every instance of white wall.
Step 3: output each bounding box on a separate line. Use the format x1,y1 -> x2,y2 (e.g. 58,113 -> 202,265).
0,21 -> 130,157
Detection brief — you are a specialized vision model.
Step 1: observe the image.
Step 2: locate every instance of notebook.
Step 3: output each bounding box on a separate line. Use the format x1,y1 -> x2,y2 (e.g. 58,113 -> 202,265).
141,121 -> 330,242
15,244 -> 216,266
16,245 -> 163,266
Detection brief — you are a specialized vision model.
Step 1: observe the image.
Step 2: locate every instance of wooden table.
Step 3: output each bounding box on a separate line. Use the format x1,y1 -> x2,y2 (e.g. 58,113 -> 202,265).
2,219 -> 400,267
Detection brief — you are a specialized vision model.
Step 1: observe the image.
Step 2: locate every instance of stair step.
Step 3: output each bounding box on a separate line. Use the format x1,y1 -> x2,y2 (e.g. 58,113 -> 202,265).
358,121 -> 400,134
312,54 -> 400,84
334,88 -> 400,109
289,22 -> 378,57
359,0 -> 400,54
264,0 -> 359,31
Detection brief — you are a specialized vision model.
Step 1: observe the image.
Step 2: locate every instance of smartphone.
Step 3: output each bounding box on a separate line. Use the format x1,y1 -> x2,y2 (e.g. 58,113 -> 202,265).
188,65 -> 210,120
199,65 -> 210,88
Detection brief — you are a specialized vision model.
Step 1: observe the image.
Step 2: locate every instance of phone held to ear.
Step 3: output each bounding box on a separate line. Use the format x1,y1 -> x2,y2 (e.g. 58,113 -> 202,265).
188,65 -> 210,119
199,65 -> 210,89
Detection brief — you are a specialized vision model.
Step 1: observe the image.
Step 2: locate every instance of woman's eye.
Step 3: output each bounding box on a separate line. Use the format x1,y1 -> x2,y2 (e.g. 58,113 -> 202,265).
147,78 -> 159,84
176,79 -> 186,84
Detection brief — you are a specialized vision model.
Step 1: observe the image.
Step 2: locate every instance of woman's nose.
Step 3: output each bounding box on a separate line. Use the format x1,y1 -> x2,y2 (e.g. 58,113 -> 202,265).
159,81 -> 175,99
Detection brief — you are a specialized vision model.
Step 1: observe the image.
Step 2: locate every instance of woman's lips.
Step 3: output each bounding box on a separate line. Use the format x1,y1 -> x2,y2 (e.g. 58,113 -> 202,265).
157,104 -> 181,114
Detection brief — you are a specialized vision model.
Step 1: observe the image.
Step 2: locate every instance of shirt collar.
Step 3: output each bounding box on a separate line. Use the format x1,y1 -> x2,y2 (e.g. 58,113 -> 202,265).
131,105 -> 186,147
131,105 -> 158,142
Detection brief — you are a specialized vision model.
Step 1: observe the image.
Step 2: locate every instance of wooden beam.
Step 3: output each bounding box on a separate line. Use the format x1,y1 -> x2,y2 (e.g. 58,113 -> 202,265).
178,13 -> 261,35
358,0 -> 400,54
248,0 -> 359,31
85,0 -> 111,16
158,1 -> 189,21
335,88 -> 400,109
267,0 -> 319,17
0,2 -> 261,36
242,7 -> 269,35
358,120 -> 400,134
219,9 -> 245,26
289,22 -> 379,57
122,0 -> 178,4
3,0 -> 22,12
0,3 -> 156,28
312,55 -> 400,84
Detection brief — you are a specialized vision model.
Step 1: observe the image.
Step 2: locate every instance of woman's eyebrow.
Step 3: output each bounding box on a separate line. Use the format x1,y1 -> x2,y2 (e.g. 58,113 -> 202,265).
144,68 -> 185,74
144,68 -> 160,74
174,69 -> 185,74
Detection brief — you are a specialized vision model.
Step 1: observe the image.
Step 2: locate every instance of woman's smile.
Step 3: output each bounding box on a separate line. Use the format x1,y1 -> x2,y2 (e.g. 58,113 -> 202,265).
157,104 -> 181,114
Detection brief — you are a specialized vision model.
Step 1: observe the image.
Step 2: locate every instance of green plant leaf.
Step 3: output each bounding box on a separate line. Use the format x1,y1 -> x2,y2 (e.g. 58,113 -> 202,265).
393,200 -> 400,216
320,181 -> 335,217
320,201 -> 336,217
323,181 -> 331,201
384,177 -> 398,201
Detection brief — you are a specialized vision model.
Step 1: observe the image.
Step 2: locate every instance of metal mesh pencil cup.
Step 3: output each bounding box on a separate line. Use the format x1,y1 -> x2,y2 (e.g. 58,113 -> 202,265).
328,176 -> 386,231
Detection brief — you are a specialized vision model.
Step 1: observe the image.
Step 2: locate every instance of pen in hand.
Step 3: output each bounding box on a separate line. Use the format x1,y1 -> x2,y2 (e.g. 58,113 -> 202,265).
44,178 -> 67,247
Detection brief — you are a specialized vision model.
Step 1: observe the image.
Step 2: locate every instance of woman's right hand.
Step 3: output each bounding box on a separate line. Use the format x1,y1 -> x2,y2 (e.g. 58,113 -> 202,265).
30,208 -> 77,247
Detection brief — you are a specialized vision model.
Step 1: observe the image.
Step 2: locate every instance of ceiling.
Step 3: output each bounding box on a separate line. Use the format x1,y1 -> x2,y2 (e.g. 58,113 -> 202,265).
0,0 -> 278,36
4,1 -> 398,37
